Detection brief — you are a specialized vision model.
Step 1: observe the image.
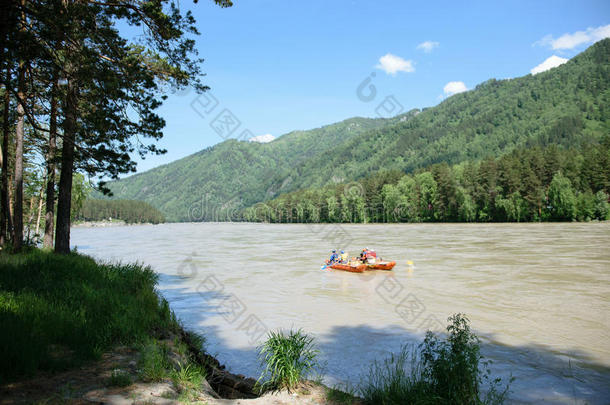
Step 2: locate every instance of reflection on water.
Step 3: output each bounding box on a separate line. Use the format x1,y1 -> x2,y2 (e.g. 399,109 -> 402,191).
72,222 -> 610,404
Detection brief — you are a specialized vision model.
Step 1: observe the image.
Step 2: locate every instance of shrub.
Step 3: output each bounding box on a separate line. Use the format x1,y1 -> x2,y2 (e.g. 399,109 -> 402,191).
257,329 -> 319,392
360,314 -> 512,405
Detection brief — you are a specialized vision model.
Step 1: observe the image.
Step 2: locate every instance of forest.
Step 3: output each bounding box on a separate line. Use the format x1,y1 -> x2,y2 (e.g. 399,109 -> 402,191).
75,199 -> 165,224
0,0 -> 229,251
105,39 -> 610,222
241,140 -> 610,223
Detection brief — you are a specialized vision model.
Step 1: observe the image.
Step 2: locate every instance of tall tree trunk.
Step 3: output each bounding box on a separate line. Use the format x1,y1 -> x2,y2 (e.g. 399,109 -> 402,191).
44,78 -> 57,248
0,142 -> 3,243
26,192 -> 35,241
12,59 -> 24,252
55,74 -> 77,254
8,173 -> 13,232
1,64 -> 11,246
35,181 -> 43,236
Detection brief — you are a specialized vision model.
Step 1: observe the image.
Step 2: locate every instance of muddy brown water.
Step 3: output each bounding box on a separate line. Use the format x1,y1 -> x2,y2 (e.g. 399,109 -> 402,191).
72,222 -> 610,404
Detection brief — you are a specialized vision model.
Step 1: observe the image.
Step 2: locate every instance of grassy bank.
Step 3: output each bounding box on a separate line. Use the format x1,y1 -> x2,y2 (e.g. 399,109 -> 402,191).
0,249 -> 178,382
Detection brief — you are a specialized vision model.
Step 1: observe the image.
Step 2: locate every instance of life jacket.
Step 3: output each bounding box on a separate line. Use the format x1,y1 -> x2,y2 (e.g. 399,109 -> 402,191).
340,252 -> 348,262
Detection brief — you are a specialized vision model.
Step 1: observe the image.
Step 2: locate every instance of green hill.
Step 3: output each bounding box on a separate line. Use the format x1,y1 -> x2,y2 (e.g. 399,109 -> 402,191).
105,114 -> 413,221
106,39 -> 610,222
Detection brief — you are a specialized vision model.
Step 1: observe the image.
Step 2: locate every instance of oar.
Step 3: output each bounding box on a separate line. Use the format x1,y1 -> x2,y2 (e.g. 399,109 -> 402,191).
321,264 -> 327,270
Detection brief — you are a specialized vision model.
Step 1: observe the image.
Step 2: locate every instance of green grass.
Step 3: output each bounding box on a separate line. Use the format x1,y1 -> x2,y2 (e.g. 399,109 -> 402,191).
359,346 -> 429,404
0,249 -> 179,382
326,382 -> 360,404
107,369 -> 133,387
186,331 -> 206,351
256,328 -> 319,392
359,314 -> 512,405
138,339 -> 171,382
170,362 -> 207,402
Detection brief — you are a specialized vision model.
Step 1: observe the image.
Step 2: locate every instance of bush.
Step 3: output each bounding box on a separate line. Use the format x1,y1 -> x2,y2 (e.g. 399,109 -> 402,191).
359,314 -> 512,405
257,329 -> 319,392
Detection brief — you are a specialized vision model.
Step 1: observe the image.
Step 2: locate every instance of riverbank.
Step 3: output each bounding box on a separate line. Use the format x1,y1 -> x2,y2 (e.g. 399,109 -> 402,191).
0,326 -> 340,404
0,249 -> 359,404
72,219 -> 128,227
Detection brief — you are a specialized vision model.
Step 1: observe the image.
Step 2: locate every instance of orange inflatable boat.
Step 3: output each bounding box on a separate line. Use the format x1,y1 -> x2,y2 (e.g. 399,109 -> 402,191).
329,263 -> 367,273
366,261 -> 396,270
329,260 -> 396,272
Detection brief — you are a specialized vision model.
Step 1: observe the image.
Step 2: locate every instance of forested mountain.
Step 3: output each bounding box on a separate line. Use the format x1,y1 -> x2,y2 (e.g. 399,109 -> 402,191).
242,141 -> 610,223
107,39 -> 610,222
106,114 -> 417,221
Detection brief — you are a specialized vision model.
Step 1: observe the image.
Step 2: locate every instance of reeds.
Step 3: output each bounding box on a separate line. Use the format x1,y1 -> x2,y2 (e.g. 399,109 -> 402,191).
256,328 -> 319,392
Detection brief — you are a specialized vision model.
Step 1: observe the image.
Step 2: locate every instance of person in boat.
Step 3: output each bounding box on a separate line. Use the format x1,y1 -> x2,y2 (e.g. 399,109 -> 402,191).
328,249 -> 339,264
359,248 -> 366,263
339,250 -> 348,263
359,247 -> 377,264
366,249 -> 377,264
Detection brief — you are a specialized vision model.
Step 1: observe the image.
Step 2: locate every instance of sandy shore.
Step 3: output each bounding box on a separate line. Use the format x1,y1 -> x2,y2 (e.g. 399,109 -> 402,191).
0,327 -> 357,405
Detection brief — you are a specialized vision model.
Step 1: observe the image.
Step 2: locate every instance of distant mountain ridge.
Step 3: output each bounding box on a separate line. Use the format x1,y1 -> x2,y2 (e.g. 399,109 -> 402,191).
106,39 -> 610,222
106,113 -> 416,221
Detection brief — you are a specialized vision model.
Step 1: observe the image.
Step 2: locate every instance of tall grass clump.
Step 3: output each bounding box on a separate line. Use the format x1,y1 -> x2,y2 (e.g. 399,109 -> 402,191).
256,329 -> 319,392
360,314 -> 512,405
0,249 -> 178,382
170,362 -> 207,402
138,339 -> 171,382
359,346 -> 429,404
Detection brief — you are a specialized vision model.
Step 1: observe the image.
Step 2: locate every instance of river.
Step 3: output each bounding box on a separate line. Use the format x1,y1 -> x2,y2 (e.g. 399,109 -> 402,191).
72,222 -> 610,404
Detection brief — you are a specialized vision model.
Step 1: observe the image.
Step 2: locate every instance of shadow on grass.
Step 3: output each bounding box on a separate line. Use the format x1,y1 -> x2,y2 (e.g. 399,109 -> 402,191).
0,250 -> 178,384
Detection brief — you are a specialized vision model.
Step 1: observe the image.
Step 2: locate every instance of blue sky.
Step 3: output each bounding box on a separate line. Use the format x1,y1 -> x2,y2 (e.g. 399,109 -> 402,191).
130,0 -> 609,173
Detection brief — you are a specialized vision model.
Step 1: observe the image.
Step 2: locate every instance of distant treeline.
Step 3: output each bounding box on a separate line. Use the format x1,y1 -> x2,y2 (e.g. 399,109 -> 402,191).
76,199 -> 165,224
241,139 -> 610,223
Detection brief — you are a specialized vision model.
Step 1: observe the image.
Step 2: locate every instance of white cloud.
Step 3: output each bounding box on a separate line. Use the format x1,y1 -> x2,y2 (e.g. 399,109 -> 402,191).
249,133 -> 275,143
376,53 -> 415,75
530,55 -> 569,75
443,81 -> 468,96
416,41 -> 439,53
536,24 -> 610,50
